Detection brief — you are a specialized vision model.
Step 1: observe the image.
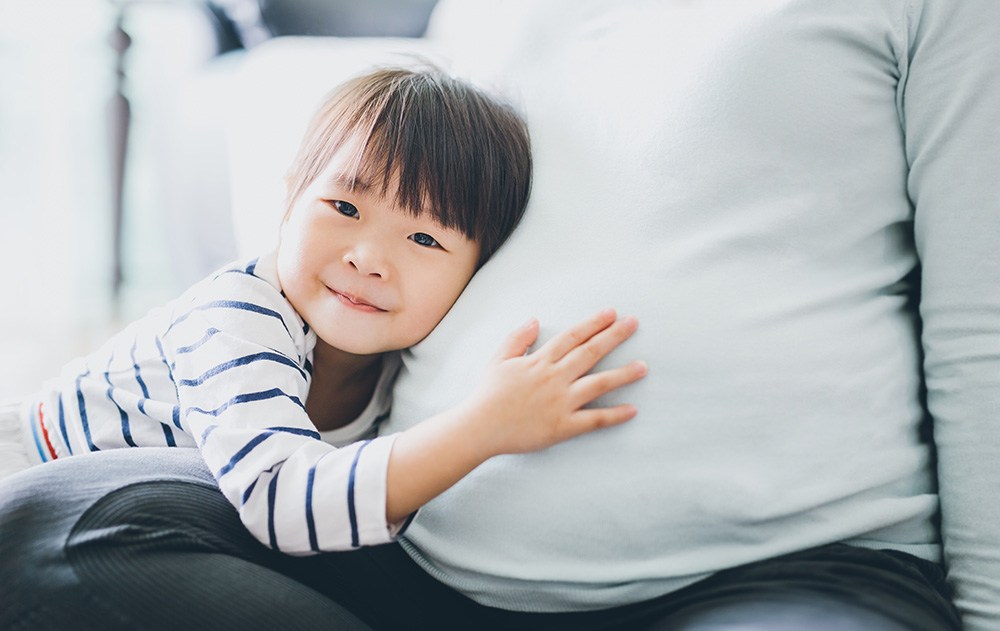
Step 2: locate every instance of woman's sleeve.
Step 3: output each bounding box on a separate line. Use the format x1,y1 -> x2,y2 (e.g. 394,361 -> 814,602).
161,273 -> 405,554
901,1 -> 1000,627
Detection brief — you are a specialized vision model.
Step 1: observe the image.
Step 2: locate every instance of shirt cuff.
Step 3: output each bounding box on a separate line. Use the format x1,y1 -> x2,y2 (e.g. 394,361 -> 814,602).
350,432 -> 416,546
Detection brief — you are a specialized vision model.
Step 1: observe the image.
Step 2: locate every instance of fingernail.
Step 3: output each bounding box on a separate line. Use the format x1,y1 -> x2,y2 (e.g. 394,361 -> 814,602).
634,360 -> 648,375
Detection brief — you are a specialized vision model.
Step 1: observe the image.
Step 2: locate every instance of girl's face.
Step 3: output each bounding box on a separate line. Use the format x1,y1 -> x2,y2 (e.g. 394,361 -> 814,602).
276,150 -> 480,356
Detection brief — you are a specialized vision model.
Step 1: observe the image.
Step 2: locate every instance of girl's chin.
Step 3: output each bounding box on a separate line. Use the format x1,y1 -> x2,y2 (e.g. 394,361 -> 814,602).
315,322 -> 390,356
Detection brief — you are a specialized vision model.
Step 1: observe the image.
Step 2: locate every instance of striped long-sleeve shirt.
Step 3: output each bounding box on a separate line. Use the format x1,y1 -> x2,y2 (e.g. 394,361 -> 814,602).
25,253 -> 408,553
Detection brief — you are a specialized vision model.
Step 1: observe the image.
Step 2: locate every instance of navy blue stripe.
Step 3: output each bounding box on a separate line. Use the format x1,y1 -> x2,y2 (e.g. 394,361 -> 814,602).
267,426 -> 321,439
157,337 -> 183,431
133,342 -> 168,445
156,334 -> 183,436
155,336 -> 173,382
114,400 -> 135,446
130,341 -> 150,398
185,388 -> 304,419
347,440 -> 373,548
57,395 -> 73,455
105,356 -> 137,448
161,422 -> 177,447
239,462 -> 278,507
306,464 -> 319,552
201,424 -> 218,444
215,433 -> 271,478
213,426 -> 320,479
176,328 -> 222,354
267,470 -> 280,551
241,480 -> 257,506
178,352 -> 307,387
245,258 -> 258,275
76,372 -> 98,452
165,300 -> 289,337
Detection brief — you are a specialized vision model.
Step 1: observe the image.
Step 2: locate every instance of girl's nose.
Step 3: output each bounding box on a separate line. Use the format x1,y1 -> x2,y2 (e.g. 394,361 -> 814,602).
343,245 -> 388,279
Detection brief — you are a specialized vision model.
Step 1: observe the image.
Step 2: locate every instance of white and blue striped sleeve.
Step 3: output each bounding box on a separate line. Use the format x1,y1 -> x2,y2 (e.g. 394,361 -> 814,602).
161,269 -> 405,553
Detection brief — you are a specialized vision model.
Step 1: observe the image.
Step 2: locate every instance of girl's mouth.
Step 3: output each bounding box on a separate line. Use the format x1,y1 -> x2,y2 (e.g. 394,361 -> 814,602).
330,288 -> 386,312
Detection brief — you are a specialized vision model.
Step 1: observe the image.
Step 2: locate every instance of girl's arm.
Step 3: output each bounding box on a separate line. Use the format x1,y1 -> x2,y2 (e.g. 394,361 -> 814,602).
166,272 -> 401,553
171,270 -> 643,552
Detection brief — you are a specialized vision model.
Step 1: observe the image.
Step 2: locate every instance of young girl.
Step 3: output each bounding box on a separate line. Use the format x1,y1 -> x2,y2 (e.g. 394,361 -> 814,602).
0,66 -> 646,552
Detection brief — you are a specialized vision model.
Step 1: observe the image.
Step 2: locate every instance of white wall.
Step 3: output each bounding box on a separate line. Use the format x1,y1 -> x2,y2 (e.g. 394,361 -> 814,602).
0,0 -> 214,398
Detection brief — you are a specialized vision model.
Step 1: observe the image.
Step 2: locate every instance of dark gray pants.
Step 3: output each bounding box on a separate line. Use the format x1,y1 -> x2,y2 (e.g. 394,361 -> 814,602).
0,448 -> 962,630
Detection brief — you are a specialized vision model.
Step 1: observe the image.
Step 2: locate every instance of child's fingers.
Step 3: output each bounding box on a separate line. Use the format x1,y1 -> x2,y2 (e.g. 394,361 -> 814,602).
535,309 -> 617,362
570,361 -> 648,407
493,318 -> 540,360
560,315 -> 638,377
567,404 -> 638,437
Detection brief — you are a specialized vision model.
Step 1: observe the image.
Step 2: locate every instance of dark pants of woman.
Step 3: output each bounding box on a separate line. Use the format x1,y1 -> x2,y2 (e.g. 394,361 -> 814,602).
0,448 -> 962,631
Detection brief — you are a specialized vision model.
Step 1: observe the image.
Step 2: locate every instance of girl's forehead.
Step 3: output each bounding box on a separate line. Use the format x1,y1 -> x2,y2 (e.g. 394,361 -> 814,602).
315,135 -> 397,193
316,169 -> 374,194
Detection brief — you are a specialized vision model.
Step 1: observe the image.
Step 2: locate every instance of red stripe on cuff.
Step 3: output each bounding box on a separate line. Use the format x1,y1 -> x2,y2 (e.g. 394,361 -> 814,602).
38,402 -> 59,460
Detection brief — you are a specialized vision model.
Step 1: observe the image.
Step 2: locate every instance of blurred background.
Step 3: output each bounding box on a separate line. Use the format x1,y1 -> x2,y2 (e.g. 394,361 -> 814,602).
0,0 -> 438,399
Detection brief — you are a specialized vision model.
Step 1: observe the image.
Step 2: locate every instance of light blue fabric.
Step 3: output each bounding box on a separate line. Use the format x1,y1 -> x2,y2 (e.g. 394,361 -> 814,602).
384,1 -> 1000,628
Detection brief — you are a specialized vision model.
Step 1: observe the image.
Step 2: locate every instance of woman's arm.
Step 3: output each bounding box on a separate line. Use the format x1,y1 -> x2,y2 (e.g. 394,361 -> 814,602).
901,1 -> 1000,627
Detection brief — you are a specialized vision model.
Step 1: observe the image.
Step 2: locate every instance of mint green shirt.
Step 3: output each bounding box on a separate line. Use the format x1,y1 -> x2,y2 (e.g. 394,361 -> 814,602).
387,2 -> 1000,628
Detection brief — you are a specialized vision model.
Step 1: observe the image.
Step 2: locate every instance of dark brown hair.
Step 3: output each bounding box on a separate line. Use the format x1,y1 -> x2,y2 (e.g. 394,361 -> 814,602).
285,65 -> 532,267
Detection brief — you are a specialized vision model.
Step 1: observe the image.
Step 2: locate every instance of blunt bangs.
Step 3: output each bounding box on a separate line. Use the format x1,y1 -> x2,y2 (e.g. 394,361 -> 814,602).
285,66 -> 532,267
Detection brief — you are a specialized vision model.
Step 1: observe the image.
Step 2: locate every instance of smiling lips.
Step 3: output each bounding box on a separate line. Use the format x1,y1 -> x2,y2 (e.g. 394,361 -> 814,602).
330,287 -> 386,312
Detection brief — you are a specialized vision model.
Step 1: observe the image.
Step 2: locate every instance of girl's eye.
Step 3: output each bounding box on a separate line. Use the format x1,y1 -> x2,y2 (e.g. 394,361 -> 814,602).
409,232 -> 440,248
332,200 -> 359,218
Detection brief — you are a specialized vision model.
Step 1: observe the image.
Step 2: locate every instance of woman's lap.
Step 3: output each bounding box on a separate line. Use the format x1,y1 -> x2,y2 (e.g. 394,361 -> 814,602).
0,448 -> 961,630
0,448 -> 370,630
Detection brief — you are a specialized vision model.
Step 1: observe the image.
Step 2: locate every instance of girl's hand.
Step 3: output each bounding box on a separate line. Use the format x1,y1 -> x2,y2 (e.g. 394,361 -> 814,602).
385,309 -> 646,522
461,309 -> 647,458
